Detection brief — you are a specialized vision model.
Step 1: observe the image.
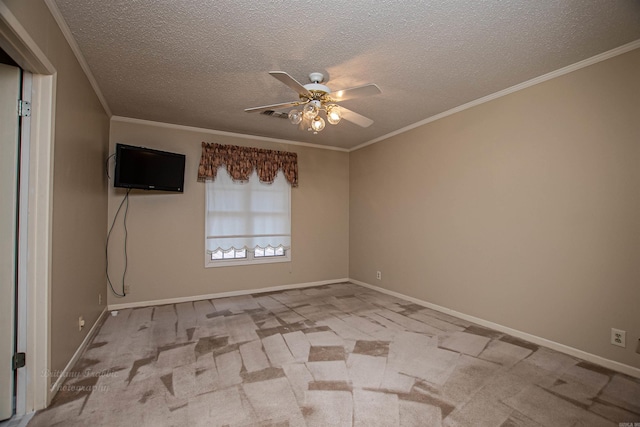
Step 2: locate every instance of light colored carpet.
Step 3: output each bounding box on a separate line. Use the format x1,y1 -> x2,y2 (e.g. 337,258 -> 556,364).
28,282 -> 640,426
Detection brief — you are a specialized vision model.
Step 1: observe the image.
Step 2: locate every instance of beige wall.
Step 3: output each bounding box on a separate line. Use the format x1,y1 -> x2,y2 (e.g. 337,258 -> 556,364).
4,0 -> 110,378
350,49 -> 640,369
107,120 -> 349,305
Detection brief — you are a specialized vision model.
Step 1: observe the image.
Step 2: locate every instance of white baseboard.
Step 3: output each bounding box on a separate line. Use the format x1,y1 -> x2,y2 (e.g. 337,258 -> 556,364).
49,307 -> 108,397
107,278 -> 350,311
350,278 -> 640,379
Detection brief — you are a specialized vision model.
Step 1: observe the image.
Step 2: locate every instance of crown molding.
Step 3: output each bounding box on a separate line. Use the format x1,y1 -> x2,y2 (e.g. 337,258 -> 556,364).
44,0 -> 112,116
111,116 -> 350,152
40,1 -> 640,154
351,39 -> 640,152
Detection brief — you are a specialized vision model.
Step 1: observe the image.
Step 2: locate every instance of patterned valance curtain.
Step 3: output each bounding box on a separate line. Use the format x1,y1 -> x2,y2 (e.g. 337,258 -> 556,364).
197,142 -> 298,187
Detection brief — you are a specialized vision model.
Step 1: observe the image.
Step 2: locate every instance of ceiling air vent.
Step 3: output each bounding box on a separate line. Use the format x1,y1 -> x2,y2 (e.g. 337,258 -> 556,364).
260,110 -> 289,119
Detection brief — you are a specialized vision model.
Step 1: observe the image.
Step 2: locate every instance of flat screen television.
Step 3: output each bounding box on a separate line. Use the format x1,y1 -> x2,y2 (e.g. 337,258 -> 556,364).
114,144 -> 186,192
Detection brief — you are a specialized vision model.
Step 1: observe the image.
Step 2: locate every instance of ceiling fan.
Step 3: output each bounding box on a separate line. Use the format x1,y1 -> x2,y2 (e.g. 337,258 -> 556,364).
245,71 -> 381,134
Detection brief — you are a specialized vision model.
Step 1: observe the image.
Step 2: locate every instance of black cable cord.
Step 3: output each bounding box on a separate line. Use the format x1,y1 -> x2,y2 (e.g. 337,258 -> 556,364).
105,153 -> 116,179
106,188 -> 131,297
122,188 -> 130,293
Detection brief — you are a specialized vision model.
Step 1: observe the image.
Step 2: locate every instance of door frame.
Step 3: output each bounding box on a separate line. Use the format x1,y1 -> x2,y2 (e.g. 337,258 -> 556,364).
0,2 -> 56,414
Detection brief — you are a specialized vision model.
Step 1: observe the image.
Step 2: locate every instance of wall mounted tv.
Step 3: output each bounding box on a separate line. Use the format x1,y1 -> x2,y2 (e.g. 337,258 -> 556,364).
114,144 -> 186,192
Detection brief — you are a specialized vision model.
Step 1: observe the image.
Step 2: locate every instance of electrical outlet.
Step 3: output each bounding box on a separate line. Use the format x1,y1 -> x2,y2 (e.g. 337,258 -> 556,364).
78,316 -> 85,331
98,294 -> 102,305
376,271 -> 382,280
611,328 -> 626,348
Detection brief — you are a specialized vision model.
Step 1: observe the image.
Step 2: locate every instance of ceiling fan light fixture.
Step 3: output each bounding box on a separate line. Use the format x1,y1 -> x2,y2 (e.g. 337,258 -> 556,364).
311,116 -> 325,133
326,104 -> 342,125
246,71 -> 381,135
288,109 -> 302,124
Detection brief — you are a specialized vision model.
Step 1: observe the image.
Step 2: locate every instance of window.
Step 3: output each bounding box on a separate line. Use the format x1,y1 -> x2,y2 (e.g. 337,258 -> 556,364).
205,168 -> 291,267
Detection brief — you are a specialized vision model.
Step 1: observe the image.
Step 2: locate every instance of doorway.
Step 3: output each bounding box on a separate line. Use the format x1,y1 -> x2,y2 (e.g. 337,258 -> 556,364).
0,55 -> 21,421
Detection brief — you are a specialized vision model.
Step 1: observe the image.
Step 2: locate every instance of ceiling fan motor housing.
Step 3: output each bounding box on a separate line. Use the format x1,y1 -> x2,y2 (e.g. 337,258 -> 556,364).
304,83 -> 330,95
303,72 -> 331,98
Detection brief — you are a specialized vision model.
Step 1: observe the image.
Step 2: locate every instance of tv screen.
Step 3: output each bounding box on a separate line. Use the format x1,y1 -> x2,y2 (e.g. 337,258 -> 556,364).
114,144 -> 185,192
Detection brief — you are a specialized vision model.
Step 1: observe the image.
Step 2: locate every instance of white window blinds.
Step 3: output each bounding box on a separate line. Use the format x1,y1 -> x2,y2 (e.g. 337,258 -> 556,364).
205,168 -> 291,255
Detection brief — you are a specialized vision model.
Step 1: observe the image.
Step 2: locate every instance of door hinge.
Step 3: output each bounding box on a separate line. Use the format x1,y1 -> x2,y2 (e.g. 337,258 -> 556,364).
13,352 -> 26,370
18,100 -> 31,117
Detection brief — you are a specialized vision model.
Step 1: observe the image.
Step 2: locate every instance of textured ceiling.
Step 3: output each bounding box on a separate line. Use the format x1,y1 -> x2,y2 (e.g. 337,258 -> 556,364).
52,0 -> 640,150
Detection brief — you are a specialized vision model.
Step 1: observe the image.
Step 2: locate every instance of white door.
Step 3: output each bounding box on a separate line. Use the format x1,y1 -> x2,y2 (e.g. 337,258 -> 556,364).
0,62 -> 21,421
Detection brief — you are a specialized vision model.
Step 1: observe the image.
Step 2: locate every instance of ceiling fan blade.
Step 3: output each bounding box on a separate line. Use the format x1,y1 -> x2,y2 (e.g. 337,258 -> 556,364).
330,84 -> 381,102
244,101 -> 300,113
269,71 -> 312,97
340,107 -> 374,128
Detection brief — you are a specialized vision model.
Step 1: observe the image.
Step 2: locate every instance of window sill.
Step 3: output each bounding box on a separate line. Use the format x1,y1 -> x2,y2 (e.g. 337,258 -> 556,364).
204,253 -> 291,268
